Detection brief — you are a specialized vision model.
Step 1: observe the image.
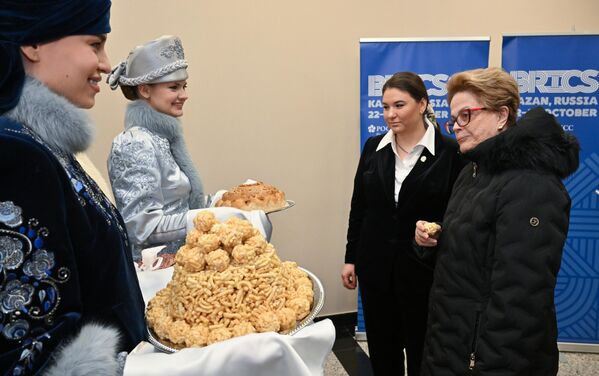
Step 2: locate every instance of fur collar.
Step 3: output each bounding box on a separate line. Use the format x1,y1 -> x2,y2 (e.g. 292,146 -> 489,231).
465,107 -> 579,179
5,77 -> 94,154
125,100 -> 205,208
125,100 -> 181,140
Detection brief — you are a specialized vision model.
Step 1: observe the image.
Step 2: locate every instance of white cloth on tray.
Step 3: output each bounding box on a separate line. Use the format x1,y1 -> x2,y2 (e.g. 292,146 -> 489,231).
124,319 -> 335,376
131,266 -> 335,376
136,265 -> 174,305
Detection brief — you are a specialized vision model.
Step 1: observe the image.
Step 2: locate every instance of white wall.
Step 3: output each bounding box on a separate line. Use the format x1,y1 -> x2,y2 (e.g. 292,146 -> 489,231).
87,0 -> 599,315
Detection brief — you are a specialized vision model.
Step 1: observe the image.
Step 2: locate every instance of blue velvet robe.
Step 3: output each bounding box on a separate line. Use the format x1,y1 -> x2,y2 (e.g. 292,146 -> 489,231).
0,89 -> 145,374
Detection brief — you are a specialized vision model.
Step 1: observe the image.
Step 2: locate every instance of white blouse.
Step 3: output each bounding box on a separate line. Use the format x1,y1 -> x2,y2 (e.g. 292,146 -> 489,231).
376,118 -> 437,203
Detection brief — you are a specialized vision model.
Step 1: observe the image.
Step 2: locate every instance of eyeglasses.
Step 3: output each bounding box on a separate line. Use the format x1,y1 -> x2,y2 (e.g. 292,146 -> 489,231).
444,107 -> 488,134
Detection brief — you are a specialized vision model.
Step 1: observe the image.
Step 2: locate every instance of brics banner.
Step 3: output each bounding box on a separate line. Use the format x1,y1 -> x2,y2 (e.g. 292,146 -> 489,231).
502,34 -> 599,348
357,38 -> 490,335
360,37 -> 490,148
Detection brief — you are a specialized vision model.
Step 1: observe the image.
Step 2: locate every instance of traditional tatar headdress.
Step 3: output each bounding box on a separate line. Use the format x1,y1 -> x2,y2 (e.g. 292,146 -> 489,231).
107,35 -> 188,100
0,0 -> 112,114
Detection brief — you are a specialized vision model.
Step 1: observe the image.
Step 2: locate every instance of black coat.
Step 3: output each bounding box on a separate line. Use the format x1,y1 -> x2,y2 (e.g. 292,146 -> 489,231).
420,108 -> 580,375
0,117 -> 146,374
345,127 -> 465,293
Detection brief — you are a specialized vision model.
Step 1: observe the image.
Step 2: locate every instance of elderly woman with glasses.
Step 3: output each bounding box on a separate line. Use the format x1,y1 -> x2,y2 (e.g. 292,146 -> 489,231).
415,67 -> 580,375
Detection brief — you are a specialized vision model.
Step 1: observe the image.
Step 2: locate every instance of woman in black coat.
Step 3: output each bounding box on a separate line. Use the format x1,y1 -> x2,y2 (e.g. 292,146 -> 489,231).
415,67 -> 579,375
342,72 -> 465,375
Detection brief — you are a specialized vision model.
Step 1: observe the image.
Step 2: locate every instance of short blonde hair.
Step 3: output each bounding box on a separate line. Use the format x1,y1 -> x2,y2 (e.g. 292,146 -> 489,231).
447,67 -> 520,127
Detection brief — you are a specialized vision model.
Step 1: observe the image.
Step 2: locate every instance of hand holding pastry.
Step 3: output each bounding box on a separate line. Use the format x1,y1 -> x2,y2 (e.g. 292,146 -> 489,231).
423,222 -> 442,239
415,220 -> 441,247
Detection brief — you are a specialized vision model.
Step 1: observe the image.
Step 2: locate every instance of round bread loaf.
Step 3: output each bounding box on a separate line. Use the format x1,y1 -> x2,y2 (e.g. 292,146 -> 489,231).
216,181 -> 286,212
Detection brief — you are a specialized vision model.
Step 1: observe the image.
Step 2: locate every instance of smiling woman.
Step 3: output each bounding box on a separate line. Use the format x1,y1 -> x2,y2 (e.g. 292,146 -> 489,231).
138,80 -> 189,117
21,35 -> 110,109
106,36 -> 205,266
106,36 -> 273,268
0,1 -> 146,374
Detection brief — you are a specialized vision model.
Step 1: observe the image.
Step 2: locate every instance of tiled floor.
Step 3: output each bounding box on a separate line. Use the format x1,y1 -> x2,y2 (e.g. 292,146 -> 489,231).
322,317 -> 599,376
559,352 -> 599,375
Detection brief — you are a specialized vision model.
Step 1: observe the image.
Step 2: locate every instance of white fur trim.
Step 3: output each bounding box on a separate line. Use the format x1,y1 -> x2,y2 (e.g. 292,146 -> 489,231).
44,323 -> 122,376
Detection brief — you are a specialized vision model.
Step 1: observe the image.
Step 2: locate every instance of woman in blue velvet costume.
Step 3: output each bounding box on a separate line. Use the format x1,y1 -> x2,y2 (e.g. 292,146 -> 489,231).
0,1 -> 146,374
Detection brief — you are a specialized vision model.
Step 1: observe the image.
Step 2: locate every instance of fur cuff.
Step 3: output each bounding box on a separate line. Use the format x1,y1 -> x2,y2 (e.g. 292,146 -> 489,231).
44,323 -> 122,376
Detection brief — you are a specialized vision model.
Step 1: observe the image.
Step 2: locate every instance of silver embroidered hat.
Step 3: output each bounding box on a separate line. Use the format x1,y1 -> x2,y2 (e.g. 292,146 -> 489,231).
107,35 -> 188,99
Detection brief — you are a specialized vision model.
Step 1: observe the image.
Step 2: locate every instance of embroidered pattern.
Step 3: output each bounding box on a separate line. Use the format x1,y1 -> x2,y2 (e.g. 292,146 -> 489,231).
160,38 -> 185,59
6,126 -> 130,249
109,127 -> 190,259
0,234 -> 27,271
0,205 -> 70,374
0,201 -> 23,228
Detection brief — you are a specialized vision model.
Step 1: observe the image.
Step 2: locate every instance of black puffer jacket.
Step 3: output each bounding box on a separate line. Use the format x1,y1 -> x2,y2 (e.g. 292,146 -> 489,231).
420,107 -> 579,376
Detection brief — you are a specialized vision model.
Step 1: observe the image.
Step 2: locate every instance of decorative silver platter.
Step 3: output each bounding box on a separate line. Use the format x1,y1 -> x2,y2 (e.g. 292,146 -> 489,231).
147,266 -> 324,353
265,200 -> 295,214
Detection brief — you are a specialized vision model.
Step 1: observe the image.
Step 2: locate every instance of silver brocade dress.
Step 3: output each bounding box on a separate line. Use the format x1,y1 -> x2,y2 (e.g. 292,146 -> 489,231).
109,123 -> 192,261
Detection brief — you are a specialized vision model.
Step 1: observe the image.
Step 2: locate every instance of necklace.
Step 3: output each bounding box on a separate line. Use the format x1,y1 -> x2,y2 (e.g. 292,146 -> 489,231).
396,142 -> 411,154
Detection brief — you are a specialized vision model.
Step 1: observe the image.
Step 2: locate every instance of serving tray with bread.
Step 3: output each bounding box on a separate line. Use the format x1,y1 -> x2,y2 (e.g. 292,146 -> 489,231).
213,180 -> 293,213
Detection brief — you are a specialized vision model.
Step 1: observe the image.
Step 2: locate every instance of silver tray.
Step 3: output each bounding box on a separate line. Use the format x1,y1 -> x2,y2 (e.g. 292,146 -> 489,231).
147,266 -> 324,353
265,200 -> 295,214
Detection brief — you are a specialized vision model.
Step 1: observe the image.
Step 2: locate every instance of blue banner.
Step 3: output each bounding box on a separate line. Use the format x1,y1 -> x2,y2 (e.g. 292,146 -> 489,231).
360,38 -> 490,148
503,34 -> 599,346
357,38 -> 490,334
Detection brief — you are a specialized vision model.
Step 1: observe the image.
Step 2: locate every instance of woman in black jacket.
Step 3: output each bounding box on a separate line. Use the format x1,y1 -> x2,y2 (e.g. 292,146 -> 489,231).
415,67 -> 579,375
342,72 -> 465,375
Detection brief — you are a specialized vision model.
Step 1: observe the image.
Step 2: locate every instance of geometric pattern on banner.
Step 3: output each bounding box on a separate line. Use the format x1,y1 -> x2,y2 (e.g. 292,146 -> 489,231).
557,152 -> 599,343
356,287 -> 366,333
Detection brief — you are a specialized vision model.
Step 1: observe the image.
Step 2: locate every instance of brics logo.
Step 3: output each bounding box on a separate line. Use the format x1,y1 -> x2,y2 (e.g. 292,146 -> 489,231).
367,74 -> 449,97
510,69 -> 599,94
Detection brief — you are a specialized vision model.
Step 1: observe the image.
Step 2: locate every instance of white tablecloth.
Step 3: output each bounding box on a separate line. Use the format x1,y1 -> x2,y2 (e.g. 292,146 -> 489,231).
129,267 -> 335,375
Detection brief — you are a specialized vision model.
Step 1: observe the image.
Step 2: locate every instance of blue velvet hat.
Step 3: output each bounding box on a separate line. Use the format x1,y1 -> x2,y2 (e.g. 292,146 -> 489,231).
0,0 -> 112,114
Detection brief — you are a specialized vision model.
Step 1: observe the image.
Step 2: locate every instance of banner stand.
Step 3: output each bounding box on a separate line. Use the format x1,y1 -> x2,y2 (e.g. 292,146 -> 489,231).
559,343 -> 599,354
357,37 -> 490,339
502,33 -> 599,353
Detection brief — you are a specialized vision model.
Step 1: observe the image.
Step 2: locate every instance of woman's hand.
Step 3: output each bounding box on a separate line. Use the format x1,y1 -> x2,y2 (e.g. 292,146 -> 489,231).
415,220 -> 438,247
341,263 -> 357,289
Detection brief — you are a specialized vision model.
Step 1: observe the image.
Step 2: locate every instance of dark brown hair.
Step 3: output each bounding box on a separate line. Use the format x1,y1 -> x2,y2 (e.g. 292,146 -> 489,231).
120,85 -> 139,100
382,72 -> 429,105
